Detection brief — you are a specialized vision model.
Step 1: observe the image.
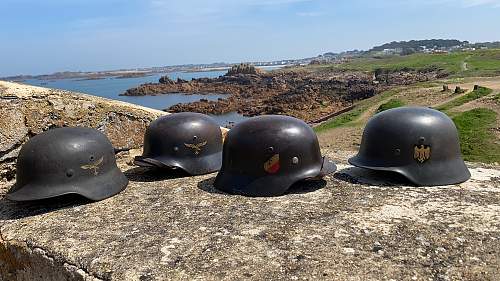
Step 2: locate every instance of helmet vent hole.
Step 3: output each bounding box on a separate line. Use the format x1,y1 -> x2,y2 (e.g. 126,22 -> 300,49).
394,149 -> 401,156
292,157 -> 299,165
66,169 -> 74,178
266,147 -> 274,153
89,155 -> 95,161
193,136 -> 198,140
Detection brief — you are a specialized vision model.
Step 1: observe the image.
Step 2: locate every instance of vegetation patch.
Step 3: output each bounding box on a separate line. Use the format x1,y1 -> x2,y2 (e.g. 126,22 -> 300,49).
436,86 -> 493,111
452,108 -> 499,163
314,107 -> 365,132
314,89 -> 402,132
376,99 -> 406,113
307,49 -> 500,77
493,93 -> 500,104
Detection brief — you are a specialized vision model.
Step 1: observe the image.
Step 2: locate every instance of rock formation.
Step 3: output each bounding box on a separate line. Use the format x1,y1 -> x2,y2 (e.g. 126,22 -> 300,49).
225,63 -> 263,76
123,71 -> 381,122
122,67 -> 446,122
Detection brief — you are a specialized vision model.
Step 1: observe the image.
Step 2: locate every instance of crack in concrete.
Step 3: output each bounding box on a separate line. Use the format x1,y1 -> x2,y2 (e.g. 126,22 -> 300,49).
0,228 -> 105,281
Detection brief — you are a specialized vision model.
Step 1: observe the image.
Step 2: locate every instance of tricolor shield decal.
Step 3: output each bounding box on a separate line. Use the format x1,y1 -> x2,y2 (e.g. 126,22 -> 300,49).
264,154 -> 280,174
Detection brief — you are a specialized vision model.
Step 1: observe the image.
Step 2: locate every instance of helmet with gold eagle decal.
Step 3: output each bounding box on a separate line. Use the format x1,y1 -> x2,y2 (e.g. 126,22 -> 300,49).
6,127 -> 128,201
134,112 -> 223,175
349,107 -> 470,186
214,115 -> 336,197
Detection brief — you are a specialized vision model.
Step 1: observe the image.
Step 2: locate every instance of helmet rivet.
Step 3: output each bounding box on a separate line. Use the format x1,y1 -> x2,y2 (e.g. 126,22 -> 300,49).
173,146 -> 179,152
292,157 -> 299,165
66,169 -> 74,178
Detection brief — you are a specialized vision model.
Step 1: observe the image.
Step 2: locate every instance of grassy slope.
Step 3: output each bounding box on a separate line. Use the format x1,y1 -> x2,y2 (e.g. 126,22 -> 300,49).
452,108 -> 499,163
376,99 -> 406,113
310,50 -> 500,163
436,86 -> 493,111
314,89 -> 400,132
306,49 -> 500,77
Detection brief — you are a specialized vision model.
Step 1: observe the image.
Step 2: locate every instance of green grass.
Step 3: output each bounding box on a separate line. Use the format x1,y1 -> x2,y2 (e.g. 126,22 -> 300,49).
314,107 -> 365,132
304,49 -> 500,78
493,93 -> 500,104
314,89 -> 401,132
376,99 -> 406,113
436,86 -> 493,111
452,108 -> 499,163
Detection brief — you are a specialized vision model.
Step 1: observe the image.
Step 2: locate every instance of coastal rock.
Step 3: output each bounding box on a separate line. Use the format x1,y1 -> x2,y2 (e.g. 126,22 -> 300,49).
125,71 -> 384,122
226,63 -> 263,76
159,76 -> 175,85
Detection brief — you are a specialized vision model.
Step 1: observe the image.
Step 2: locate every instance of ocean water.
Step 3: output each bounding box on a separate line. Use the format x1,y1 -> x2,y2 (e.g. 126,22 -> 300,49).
22,70 -> 248,126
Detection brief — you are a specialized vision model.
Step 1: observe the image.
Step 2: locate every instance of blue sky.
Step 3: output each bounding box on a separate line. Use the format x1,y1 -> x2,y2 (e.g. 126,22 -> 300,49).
0,0 -> 499,76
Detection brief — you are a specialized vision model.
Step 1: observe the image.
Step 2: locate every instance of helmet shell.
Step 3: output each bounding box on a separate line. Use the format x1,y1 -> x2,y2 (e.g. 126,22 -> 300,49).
134,112 -> 223,175
214,115 -> 336,197
7,127 -> 128,201
349,107 -> 470,186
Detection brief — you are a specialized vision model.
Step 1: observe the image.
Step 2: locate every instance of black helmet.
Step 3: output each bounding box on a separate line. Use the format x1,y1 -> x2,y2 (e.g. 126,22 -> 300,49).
134,112 -> 223,175
6,127 -> 128,201
214,115 -> 336,197
349,107 -> 470,186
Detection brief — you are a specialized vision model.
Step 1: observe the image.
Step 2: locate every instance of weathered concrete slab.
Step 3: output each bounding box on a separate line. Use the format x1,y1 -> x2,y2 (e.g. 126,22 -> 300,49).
1,81 -> 499,280
1,151 -> 499,281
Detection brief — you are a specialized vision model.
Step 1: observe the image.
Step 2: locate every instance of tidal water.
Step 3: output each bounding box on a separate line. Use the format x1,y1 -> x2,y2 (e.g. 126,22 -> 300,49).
22,70 -> 248,126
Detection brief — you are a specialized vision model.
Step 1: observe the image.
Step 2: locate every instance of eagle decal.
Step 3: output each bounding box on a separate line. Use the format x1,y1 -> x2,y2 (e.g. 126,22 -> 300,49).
184,141 -> 207,155
81,156 -> 104,175
413,145 -> 431,163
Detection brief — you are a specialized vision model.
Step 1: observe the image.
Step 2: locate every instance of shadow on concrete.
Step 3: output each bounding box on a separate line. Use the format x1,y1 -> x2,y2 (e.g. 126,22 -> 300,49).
197,177 -> 226,195
197,177 -> 327,196
334,166 -> 413,187
286,179 -> 327,195
0,194 -> 92,220
125,167 -> 189,182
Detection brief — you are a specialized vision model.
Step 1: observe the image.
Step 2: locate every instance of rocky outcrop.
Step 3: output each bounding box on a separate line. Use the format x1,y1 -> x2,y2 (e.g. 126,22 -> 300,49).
124,71 -> 380,122
0,81 -> 165,183
226,63 -> 263,76
374,68 -> 448,85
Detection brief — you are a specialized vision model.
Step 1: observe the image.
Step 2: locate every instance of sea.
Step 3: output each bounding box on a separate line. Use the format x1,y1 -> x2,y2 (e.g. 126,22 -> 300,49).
21,70 -> 249,127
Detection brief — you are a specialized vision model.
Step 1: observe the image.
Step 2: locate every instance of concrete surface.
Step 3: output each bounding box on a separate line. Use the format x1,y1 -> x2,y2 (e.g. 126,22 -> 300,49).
1,81 -> 499,280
